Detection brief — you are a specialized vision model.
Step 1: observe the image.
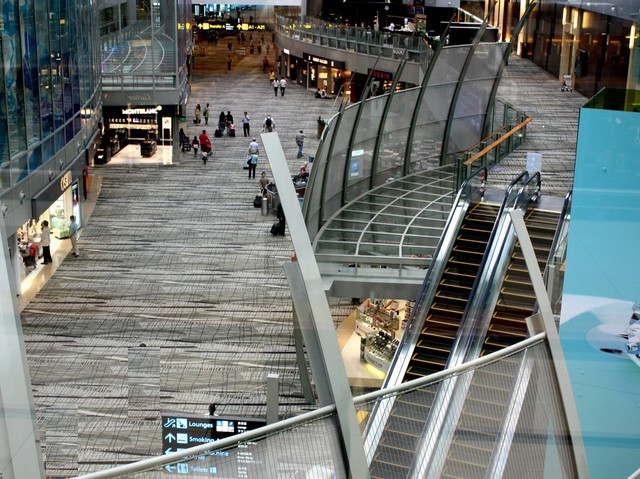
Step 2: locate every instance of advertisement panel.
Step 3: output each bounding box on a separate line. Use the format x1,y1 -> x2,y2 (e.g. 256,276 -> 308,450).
560,102 -> 640,478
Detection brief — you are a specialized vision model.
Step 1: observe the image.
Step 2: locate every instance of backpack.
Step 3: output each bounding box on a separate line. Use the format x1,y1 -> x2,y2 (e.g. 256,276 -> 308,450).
265,117 -> 272,128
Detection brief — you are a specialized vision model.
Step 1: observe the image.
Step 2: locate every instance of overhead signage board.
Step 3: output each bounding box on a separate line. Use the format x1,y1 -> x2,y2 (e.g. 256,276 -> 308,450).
161,413 -> 266,476
303,53 -> 346,70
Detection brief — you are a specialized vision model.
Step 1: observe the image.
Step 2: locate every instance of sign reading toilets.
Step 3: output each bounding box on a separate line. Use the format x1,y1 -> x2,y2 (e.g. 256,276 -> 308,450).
560,95 -> 640,479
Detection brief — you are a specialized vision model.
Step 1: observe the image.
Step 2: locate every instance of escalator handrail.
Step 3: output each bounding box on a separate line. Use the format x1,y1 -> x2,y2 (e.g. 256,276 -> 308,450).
381,166 -> 488,389
542,189 -> 572,285
363,166 -> 487,460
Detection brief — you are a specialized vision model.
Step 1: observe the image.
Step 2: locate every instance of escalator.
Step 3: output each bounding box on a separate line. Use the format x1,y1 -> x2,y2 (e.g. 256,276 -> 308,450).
369,201 -> 500,479
404,202 -> 501,380
482,208 -> 560,354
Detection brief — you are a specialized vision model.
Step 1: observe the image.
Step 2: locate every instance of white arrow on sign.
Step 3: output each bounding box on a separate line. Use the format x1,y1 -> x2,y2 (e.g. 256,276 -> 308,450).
164,433 -> 176,443
165,464 -> 176,472
165,448 -> 173,455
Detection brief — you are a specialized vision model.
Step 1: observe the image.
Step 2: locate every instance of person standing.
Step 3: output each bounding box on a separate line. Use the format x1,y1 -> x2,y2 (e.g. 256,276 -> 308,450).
242,112 -> 250,137
248,152 -> 258,179
227,38 -> 232,51
226,54 -> 232,72
194,103 -> 201,124
263,115 -> 274,132
69,215 -> 79,256
203,103 -> 210,125
272,78 -> 279,96
262,55 -> 269,73
259,171 -> 270,197
295,130 -> 305,158
279,77 -> 287,96
192,135 -> 200,156
41,220 -> 52,264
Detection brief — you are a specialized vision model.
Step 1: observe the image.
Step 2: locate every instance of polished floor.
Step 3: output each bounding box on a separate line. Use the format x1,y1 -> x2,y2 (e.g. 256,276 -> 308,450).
19,40 -> 584,476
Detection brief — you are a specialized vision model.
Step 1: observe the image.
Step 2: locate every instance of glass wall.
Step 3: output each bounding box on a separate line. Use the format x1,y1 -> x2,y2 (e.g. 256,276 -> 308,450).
0,0 -> 101,193
100,0 -> 193,88
303,40 -> 510,239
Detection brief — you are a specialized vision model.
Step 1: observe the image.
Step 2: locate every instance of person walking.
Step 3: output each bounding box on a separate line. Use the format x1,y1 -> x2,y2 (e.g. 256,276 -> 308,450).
226,54 -> 232,72
272,78 -> 279,96
192,135 -> 199,156
202,150 -> 208,165
227,38 -> 232,51
194,103 -> 201,124
247,151 -> 258,179
263,115 -> 275,132
69,215 -> 79,256
295,129 -> 305,158
269,70 -> 275,83
259,171 -> 270,197
203,103 -> 210,125
199,130 -> 211,153
279,77 -> 287,96
41,220 -> 52,264
242,112 -> 250,137
248,138 -> 260,156
262,55 -> 269,73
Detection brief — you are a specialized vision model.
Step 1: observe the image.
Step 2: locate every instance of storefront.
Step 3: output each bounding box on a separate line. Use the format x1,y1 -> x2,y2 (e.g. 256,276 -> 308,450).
99,104 -> 178,163
14,155 -> 85,293
340,298 -> 415,387
301,53 -> 350,98
350,69 -> 415,101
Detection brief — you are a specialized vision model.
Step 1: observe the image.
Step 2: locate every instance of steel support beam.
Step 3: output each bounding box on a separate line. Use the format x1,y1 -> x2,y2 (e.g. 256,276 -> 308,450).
0,218 -> 45,479
262,132 -> 370,479
509,209 -> 589,479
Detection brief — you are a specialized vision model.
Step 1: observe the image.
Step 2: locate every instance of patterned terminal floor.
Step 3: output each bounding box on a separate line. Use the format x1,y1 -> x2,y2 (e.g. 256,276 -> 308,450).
20,42 -> 584,476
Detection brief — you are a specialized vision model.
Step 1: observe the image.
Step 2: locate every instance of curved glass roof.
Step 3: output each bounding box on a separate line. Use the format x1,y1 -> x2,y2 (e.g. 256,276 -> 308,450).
313,165 -> 455,268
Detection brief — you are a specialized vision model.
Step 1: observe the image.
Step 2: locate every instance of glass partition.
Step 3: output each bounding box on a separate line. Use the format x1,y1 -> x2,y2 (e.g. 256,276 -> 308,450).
345,96 -> 387,203
323,105 -> 358,221
375,89 -> 419,186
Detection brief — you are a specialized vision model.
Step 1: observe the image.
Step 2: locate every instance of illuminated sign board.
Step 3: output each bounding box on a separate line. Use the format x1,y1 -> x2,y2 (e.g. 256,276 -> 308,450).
161,413 -> 266,476
303,53 -> 346,70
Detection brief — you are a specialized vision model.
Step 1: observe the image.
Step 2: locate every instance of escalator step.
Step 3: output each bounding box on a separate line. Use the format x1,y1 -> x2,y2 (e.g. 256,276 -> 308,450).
441,457 -> 489,479
370,458 -> 411,479
488,323 -> 527,338
491,311 -> 527,327
419,328 -> 457,342
386,414 -> 428,437
435,290 -> 471,302
499,288 -> 536,301
373,443 -> 417,470
425,314 -> 460,328
413,344 -> 451,359
429,303 -> 465,316
484,336 -> 516,350
495,298 -> 534,312
448,440 -> 494,469
439,278 -> 473,289
466,381 -> 511,402
405,363 -> 443,378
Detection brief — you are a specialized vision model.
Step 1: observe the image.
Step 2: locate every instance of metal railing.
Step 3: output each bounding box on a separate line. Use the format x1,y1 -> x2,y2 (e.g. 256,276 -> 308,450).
276,15 -> 433,64
454,101 -> 531,190
74,333 -> 556,478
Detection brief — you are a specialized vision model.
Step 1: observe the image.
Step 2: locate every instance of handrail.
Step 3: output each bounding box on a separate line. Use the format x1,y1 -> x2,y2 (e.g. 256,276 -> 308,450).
464,116 -> 532,166
74,331 -> 546,479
